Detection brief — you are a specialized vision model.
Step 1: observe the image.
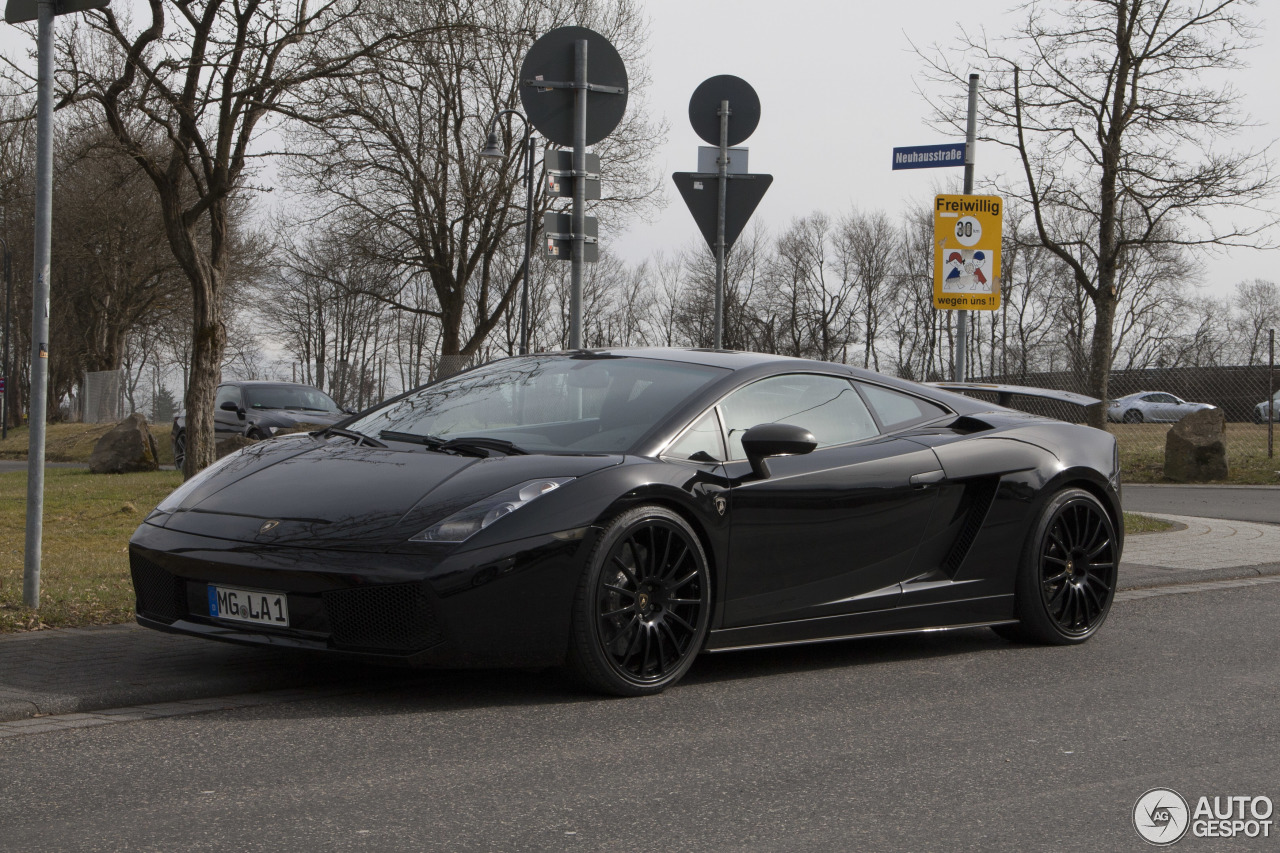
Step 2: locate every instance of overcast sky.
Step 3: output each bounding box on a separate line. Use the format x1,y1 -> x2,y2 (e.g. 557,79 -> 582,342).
615,0 -> 1280,298
1,0 -> 1275,299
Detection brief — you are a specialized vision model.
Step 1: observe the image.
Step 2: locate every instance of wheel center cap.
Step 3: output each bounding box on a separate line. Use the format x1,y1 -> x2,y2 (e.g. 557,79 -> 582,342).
637,592 -> 650,609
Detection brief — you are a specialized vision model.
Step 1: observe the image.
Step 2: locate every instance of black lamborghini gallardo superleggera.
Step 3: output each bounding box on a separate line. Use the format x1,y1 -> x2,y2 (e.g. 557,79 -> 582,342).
130,348 -> 1123,695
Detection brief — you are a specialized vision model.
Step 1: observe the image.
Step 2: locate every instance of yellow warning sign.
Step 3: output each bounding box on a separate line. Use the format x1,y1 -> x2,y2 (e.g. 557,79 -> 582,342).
933,194 -> 1002,311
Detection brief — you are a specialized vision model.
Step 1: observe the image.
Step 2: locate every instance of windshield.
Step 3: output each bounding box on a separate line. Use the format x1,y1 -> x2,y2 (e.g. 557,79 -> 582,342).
244,385 -> 341,413
350,355 -> 727,454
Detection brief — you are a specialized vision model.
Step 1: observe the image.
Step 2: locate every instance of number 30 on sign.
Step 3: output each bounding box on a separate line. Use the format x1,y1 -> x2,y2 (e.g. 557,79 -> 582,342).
933,194 -> 1003,311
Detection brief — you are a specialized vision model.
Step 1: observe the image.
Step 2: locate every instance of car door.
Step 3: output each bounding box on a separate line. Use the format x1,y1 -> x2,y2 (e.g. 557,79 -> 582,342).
213,385 -> 246,437
1139,394 -> 1166,421
720,374 -> 946,628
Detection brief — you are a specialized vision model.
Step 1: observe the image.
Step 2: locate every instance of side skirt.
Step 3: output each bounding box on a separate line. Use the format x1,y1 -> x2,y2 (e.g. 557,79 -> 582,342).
703,594 -> 1015,653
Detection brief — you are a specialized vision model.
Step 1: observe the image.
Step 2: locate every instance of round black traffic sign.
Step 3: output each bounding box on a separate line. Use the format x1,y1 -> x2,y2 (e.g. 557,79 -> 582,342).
519,26 -> 628,147
688,75 -> 760,147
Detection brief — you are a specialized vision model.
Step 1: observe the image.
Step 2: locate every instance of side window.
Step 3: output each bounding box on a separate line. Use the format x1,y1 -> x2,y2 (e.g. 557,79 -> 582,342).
720,374 -> 878,460
663,410 -> 725,463
857,383 -> 948,431
214,386 -> 241,411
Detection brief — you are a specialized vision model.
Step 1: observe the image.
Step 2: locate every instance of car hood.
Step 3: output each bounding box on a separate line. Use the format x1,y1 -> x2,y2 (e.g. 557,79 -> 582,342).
153,436 -> 623,551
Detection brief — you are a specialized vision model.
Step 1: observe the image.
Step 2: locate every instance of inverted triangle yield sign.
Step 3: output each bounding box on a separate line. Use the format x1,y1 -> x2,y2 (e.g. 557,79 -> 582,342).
672,173 -> 772,254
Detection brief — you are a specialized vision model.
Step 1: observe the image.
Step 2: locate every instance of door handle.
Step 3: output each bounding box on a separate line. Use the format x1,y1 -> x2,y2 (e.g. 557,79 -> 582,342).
909,470 -> 945,487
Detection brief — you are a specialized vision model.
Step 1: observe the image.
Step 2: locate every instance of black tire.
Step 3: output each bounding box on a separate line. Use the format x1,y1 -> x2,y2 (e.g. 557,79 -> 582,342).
993,488 -> 1118,645
172,430 -> 186,469
1121,409 -> 1143,424
566,505 -> 711,696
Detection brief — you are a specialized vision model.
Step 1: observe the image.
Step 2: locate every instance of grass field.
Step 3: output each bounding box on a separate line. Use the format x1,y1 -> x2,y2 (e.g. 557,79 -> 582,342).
1108,422 -> 1279,484
1122,512 -> 1177,534
0,422 -> 176,466
0,468 -> 182,632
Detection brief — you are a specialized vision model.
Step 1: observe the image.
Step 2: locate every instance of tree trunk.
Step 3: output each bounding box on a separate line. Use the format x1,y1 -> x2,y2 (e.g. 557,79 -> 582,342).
183,276 -> 226,478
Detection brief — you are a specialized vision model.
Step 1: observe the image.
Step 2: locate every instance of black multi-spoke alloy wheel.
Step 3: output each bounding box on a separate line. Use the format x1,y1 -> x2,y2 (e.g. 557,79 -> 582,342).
1122,409 -> 1143,423
568,506 -> 711,696
996,488 -> 1118,645
172,430 -> 185,469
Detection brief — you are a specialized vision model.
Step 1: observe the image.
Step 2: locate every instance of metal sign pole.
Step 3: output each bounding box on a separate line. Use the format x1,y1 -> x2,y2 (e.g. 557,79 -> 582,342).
2,239 -> 10,441
714,99 -> 730,350
23,0 -> 53,608
956,72 -> 978,382
519,134 -> 535,355
569,38 -> 587,351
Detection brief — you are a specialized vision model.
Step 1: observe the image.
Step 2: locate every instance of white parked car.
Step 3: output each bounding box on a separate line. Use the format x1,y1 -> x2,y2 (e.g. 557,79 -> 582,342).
1254,391 -> 1280,424
1107,391 -> 1216,424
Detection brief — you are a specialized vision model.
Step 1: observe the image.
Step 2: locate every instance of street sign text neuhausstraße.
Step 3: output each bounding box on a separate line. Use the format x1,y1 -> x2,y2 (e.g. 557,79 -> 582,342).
892,143 -> 965,170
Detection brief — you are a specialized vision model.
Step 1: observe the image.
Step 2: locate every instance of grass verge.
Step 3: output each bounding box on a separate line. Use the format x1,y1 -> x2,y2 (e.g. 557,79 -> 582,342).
1123,512 -> 1177,535
0,468 -> 182,632
1110,422 -> 1279,485
0,423 -> 176,466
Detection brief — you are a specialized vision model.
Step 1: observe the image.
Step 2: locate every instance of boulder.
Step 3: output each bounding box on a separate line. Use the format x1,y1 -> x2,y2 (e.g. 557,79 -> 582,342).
215,434 -> 258,459
1164,408 -> 1228,482
89,413 -> 161,474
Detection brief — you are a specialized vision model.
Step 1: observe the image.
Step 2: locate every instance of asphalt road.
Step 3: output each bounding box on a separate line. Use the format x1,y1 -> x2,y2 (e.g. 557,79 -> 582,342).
1,581 -> 1277,852
1124,484 -> 1280,524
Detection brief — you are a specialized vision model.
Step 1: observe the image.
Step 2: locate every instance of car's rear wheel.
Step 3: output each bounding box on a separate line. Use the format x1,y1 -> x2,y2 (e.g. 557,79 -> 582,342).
172,430 -> 186,469
994,488 -> 1117,645
1122,409 -> 1143,423
567,505 -> 711,696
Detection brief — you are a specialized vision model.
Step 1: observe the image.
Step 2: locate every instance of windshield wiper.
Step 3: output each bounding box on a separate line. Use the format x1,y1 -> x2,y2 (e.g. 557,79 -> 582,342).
379,430 -> 446,448
377,431 -> 526,457
439,436 -> 528,456
313,426 -> 387,448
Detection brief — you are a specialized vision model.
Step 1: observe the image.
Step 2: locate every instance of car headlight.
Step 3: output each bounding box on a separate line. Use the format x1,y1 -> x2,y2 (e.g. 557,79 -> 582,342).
155,450 -> 246,513
410,478 -> 574,543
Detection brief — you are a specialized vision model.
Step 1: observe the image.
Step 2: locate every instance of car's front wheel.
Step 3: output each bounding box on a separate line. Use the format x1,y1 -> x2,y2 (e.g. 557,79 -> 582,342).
994,488 -> 1118,645
1122,409 -> 1143,423
567,505 -> 711,696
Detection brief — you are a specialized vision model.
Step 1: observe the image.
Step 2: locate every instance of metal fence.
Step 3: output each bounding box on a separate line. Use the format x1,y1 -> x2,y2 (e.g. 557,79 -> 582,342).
80,369 -> 124,423
968,333 -> 1276,481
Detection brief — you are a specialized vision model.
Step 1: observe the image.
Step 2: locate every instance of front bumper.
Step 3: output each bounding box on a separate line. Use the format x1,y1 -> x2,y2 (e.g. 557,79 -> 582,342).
129,521 -> 596,668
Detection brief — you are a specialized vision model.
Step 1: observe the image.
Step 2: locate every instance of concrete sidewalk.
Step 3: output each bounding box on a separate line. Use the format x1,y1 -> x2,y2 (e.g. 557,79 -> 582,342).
1,514 -> 1276,727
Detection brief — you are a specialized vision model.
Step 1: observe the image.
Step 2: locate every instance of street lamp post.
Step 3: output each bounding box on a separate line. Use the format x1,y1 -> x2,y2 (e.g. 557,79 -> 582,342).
480,110 -> 537,356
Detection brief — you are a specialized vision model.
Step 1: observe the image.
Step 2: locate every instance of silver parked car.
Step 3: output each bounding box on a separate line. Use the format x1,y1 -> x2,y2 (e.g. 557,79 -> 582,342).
1254,392 -> 1280,424
1107,391 -> 1216,424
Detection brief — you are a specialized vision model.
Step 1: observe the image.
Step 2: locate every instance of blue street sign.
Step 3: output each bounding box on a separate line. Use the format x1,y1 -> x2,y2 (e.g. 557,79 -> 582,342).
892,143 -> 966,170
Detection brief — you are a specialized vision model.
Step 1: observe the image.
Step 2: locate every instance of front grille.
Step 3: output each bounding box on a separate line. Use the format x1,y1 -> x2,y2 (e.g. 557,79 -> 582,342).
322,582 -> 444,652
130,553 -> 186,622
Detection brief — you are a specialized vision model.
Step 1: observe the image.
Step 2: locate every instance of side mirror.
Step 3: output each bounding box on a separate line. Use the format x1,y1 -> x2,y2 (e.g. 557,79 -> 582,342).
741,423 -> 817,479
219,401 -> 239,412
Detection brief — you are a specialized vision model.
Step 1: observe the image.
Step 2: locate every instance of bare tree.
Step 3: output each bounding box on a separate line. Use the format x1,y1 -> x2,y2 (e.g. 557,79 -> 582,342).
285,0 -> 664,365
921,0 -> 1277,425
54,0 -> 412,474
1230,278 -> 1279,365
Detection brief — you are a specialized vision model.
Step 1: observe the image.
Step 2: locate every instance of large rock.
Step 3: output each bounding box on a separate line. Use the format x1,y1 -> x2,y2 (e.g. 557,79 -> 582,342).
89,413 -> 161,474
1164,408 -> 1228,482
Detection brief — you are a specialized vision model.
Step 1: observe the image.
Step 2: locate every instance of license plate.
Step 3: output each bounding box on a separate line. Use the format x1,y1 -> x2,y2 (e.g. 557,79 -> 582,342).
208,584 -> 289,627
